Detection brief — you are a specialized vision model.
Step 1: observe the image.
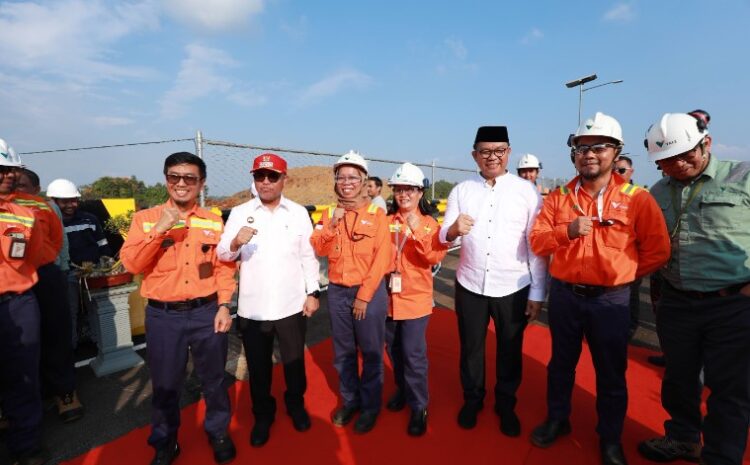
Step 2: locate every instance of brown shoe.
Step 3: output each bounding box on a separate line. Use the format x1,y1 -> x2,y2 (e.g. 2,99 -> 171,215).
56,391 -> 84,424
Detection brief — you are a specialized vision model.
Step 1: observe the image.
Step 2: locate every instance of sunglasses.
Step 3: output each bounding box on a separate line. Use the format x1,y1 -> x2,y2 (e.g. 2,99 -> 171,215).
613,167 -> 631,175
253,171 -> 282,183
166,173 -> 202,185
573,143 -> 618,156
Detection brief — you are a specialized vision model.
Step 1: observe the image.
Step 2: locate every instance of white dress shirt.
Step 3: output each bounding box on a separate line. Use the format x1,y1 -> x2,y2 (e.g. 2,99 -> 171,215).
439,173 -> 547,301
217,196 -> 320,321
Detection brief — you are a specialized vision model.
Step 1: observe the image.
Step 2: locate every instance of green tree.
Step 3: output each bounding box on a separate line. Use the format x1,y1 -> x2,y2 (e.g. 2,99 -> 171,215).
139,183 -> 169,208
431,180 -> 456,200
80,176 -> 168,208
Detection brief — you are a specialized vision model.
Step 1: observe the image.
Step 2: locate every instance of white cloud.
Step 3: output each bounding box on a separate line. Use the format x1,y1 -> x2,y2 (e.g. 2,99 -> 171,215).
521,27 -> 544,45
92,116 -> 135,126
444,37 -> 467,60
162,0 -> 263,31
714,143 -> 750,159
159,43 -> 238,118
280,15 -> 308,41
227,90 -> 268,107
0,0 -> 160,83
298,68 -> 373,105
603,3 -> 636,22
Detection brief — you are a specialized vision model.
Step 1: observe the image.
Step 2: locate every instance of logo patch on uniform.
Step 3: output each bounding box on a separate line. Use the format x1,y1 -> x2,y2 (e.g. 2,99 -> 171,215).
203,230 -> 215,238
361,220 -> 372,225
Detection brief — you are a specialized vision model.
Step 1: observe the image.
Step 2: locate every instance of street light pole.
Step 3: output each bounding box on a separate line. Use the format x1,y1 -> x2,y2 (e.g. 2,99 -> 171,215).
565,74 -> 624,126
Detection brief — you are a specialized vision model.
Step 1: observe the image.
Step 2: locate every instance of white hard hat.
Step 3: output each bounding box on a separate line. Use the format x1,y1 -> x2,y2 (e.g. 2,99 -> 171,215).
645,113 -> 708,162
46,178 -> 81,198
572,112 -> 624,146
334,150 -> 368,174
388,162 -> 426,187
517,153 -> 542,170
7,147 -> 23,167
0,138 -> 22,167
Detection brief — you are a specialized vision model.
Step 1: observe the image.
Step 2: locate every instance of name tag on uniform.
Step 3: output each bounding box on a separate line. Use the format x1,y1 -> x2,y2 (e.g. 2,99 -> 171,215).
9,237 -> 27,259
389,272 -> 402,294
198,262 -> 213,279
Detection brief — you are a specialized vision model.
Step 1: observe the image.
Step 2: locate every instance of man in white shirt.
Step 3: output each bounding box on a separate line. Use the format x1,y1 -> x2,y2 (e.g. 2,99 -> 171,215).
439,126 -> 546,436
366,177 -> 387,211
217,153 -> 320,448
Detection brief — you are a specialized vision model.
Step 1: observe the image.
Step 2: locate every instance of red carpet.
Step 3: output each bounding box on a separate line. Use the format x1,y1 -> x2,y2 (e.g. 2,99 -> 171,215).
63,308 -> 750,465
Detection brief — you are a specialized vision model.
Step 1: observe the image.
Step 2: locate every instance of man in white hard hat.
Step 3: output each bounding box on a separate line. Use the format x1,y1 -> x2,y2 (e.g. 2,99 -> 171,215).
638,113 -> 750,465
47,178 -> 112,348
439,126 -> 546,437
529,113 -> 670,465
517,153 -> 542,186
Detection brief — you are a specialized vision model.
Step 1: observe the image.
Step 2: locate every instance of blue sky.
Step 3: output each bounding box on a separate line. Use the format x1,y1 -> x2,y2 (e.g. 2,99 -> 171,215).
1,0 -> 749,189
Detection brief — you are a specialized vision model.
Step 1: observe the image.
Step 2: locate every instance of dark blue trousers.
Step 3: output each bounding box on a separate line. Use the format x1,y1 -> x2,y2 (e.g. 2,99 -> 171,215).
547,278 -> 630,442
145,303 -> 230,448
657,283 -> 750,465
0,291 -> 42,456
328,281 -> 387,413
33,263 -> 76,396
386,314 -> 430,411
455,281 -> 529,412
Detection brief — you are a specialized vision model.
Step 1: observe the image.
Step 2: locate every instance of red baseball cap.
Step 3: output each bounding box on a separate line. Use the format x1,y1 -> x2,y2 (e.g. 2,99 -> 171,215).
251,153 -> 287,174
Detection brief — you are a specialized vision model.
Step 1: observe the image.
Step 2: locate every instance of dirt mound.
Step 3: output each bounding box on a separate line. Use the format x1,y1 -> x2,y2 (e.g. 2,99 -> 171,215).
210,166 -> 391,210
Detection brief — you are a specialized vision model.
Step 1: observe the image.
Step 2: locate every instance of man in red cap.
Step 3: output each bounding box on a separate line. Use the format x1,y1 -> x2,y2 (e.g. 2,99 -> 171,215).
218,153 -> 321,447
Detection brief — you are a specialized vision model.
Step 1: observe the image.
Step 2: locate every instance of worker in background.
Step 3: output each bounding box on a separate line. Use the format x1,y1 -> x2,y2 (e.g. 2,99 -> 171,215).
366,176 -> 388,211
517,153 -> 543,193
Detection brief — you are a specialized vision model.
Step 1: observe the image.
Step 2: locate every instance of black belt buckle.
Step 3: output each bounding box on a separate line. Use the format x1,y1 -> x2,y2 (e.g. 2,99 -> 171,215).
570,284 -> 590,297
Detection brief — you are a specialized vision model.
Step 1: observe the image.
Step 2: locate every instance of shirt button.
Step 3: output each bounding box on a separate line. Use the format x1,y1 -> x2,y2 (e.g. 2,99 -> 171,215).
185,262 -> 189,265
185,280 -> 188,284
185,244 -> 189,247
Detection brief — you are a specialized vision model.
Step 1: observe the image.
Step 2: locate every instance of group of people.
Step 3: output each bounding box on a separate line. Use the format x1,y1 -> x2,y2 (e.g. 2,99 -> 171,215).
1,108 -> 748,465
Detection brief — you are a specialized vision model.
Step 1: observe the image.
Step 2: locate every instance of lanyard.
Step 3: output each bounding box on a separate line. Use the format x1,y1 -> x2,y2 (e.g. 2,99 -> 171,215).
668,178 -> 706,240
573,180 -> 605,221
392,221 -> 410,273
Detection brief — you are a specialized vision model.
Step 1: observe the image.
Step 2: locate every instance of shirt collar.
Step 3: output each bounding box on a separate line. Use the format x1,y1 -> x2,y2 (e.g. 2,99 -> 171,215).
251,195 -> 289,211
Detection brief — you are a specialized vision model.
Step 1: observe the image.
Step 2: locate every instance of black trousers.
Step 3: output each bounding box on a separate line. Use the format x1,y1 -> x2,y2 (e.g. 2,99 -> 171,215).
239,312 -> 307,422
657,283 -> 750,465
33,263 -> 76,397
455,281 -> 529,412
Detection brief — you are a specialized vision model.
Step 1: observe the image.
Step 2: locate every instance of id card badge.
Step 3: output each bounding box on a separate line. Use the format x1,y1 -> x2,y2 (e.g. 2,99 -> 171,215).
389,272 -> 402,294
9,237 -> 27,259
198,262 -> 213,279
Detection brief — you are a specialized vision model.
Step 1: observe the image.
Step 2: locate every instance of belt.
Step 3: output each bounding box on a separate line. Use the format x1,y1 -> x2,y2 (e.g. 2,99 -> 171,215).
665,280 -> 748,300
559,281 -> 630,298
0,292 -> 20,304
148,292 -> 218,310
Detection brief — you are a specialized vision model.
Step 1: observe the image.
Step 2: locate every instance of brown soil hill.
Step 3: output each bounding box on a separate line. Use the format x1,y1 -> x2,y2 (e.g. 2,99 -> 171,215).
210,166 -> 392,210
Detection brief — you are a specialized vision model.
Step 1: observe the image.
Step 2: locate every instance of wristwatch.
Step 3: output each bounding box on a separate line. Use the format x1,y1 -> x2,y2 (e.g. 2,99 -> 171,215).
219,302 -> 232,309
307,290 -> 321,299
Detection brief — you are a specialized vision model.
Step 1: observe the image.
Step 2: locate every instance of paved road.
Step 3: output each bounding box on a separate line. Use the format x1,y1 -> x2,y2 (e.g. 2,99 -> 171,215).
0,250 -> 661,464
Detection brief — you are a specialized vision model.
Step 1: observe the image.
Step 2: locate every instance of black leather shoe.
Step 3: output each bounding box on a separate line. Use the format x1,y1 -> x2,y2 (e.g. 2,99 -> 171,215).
250,420 -> 272,447
601,442 -> 628,465
386,390 -> 406,412
289,409 -> 311,432
151,442 -> 180,465
497,409 -> 521,437
331,405 -> 359,426
353,411 -> 378,434
530,419 -> 571,448
209,434 -> 236,464
457,403 -> 482,429
407,409 -> 428,437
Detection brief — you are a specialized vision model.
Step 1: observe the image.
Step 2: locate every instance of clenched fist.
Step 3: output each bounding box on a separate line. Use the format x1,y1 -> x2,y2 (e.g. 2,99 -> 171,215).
230,226 -> 257,251
330,207 -> 346,228
446,213 -> 474,241
568,216 -> 595,239
153,207 -> 180,234
406,212 -> 421,232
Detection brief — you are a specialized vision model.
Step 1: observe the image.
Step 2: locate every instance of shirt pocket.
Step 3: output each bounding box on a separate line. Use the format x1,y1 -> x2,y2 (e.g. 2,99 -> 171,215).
602,211 -> 631,250
353,223 -> 377,258
154,236 -> 178,272
699,193 -> 744,230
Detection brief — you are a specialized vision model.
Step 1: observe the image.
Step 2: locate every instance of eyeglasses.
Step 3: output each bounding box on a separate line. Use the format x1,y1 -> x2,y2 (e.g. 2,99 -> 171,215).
393,186 -> 420,195
477,147 -> 509,159
613,167 -> 632,175
334,176 -> 363,185
659,143 -> 703,165
253,171 -> 282,183
573,143 -> 618,156
166,173 -> 201,185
